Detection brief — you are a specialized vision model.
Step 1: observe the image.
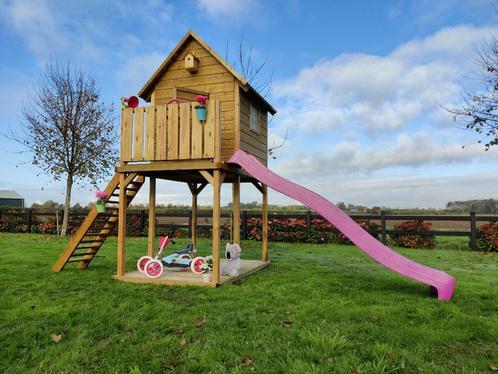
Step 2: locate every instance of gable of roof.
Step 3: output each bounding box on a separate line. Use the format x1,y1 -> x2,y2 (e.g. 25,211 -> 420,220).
0,190 -> 24,199
138,30 -> 276,115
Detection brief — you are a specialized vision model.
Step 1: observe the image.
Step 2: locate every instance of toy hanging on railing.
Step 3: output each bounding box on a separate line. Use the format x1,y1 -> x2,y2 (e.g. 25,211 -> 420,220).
121,95 -> 139,109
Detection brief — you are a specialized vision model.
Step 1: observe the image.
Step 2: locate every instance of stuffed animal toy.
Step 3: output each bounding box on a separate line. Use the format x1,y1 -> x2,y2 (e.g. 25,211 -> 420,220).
221,243 -> 242,277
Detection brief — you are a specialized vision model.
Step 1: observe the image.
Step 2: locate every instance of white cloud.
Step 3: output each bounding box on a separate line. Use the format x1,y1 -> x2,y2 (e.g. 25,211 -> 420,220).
273,25 -> 498,134
0,0 -> 175,63
0,0 -> 103,61
197,0 -> 260,24
0,0 -> 64,57
275,132 -> 495,177
305,171 -> 498,209
115,52 -> 165,94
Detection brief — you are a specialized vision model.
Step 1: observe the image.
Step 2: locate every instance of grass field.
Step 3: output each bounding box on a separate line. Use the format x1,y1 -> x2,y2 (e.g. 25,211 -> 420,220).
1,233 -> 497,373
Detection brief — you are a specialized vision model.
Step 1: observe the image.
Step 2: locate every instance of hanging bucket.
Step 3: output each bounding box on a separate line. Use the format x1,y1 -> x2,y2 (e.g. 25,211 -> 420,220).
196,106 -> 207,121
96,202 -> 106,213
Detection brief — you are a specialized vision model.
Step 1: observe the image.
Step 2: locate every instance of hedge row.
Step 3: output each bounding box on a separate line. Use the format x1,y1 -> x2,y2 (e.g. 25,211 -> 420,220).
7,212 -> 498,251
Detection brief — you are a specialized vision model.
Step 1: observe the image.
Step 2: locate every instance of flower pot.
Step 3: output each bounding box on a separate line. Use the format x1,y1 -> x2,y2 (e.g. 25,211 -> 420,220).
96,202 -> 106,213
196,106 -> 207,121
202,272 -> 211,283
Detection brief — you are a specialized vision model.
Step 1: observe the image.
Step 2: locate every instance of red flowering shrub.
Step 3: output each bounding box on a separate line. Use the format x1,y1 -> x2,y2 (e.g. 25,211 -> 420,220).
0,214 -> 30,233
38,222 -> 57,234
476,222 -> 498,252
390,220 -> 435,249
222,216 -> 379,244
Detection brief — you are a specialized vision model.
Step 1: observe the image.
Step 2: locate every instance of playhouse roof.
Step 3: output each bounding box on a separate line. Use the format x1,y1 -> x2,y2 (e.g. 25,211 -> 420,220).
138,30 -> 276,115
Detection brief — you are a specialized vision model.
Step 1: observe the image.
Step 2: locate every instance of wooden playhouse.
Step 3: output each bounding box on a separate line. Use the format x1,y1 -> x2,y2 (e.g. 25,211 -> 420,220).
52,30 -> 277,287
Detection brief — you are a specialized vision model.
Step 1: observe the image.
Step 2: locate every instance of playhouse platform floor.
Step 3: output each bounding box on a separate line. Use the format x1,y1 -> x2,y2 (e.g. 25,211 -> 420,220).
112,259 -> 270,287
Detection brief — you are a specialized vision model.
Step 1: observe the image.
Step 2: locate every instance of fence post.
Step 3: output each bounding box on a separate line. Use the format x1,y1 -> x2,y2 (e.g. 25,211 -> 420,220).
470,211 -> 477,250
140,210 -> 146,233
242,210 -> 248,240
28,209 -> 33,233
306,210 -> 312,239
188,210 -> 192,238
380,211 -> 387,244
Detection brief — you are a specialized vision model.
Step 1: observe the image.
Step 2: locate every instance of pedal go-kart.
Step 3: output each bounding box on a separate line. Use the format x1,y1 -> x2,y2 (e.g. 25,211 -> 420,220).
136,236 -> 207,279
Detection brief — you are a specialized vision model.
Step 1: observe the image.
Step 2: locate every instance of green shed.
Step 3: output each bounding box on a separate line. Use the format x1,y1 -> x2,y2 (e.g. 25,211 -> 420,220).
0,190 -> 25,208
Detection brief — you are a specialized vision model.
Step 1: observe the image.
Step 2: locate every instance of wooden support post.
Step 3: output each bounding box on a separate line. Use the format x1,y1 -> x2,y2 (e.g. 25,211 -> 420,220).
148,177 -> 156,257
242,210 -> 248,240
191,186 -> 198,248
28,209 -> 33,233
470,212 -> 477,251
140,210 -> 146,232
212,170 -> 222,285
306,210 -> 312,240
232,175 -> 240,244
262,184 -> 268,262
381,211 -> 387,245
187,181 -> 206,248
117,173 -> 127,276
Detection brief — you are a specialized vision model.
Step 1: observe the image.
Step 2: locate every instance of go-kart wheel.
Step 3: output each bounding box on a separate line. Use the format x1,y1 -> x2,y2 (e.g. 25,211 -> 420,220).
144,259 -> 163,278
190,256 -> 206,275
137,256 -> 153,273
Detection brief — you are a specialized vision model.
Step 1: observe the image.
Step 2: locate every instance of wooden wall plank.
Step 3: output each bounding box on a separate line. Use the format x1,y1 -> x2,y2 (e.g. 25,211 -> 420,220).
145,106 -> 155,160
121,108 -> 133,161
167,104 -> 179,159
203,100 -> 215,158
133,107 -> 144,161
179,102 -> 191,159
156,105 -> 167,160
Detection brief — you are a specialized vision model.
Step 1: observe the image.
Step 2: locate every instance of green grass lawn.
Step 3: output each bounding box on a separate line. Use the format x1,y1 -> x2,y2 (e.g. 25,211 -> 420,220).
0,233 -> 497,373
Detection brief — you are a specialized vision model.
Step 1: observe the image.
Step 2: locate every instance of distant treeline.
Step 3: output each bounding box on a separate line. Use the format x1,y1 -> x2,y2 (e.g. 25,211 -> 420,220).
445,199 -> 498,214
5,198 -> 498,215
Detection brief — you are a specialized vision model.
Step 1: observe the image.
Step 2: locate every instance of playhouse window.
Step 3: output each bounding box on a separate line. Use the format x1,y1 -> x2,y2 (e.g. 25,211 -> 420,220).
250,104 -> 259,132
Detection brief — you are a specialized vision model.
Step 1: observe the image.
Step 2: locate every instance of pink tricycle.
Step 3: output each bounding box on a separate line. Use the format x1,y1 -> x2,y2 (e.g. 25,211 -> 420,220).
136,236 -> 207,278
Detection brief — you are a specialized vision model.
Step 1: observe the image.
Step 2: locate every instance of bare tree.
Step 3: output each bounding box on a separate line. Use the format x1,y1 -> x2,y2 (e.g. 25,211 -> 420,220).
231,34 -> 274,98
448,36 -> 498,150
10,61 -> 118,236
228,35 -> 290,158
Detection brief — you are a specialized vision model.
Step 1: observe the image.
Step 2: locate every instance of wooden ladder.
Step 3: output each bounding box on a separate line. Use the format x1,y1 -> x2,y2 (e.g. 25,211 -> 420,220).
52,173 -> 145,272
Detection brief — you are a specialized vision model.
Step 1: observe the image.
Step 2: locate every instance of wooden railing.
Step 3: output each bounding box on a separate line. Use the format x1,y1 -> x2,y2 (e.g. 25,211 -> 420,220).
120,100 -> 220,162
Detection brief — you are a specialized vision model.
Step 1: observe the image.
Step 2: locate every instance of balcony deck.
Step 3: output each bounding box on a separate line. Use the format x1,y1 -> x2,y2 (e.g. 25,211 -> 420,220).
112,259 -> 270,287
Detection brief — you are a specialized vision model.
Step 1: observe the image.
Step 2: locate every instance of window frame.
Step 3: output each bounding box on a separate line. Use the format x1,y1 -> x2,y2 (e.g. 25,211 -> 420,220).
249,104 -> 259,133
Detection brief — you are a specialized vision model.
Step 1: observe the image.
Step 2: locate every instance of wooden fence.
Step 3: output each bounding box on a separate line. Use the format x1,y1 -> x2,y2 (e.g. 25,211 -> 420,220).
120,100 -> 220,162
1,209 -> 496,250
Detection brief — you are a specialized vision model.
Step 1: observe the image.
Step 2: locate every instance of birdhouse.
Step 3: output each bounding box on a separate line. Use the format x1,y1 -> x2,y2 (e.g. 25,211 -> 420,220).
184,52 -> 199,73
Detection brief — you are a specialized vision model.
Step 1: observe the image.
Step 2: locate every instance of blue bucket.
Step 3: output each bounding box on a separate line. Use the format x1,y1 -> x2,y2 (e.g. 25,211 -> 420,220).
196,106 -> 207,121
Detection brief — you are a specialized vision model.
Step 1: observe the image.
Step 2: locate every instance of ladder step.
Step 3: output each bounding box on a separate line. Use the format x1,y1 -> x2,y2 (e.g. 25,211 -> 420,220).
111,192 -> 135,197
76,244 -> 101,250
79,239 -> 104,244
71,251 -> 97,257
67,258 -> 92,263
107,200 -> 119,204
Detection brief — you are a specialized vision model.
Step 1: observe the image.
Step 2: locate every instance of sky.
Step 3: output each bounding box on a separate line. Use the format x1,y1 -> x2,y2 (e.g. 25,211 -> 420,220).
1,0 -> 498,209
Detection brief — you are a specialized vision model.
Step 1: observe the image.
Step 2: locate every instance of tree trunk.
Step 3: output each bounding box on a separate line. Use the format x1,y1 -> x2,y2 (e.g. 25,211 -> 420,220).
60,174 -> 73,237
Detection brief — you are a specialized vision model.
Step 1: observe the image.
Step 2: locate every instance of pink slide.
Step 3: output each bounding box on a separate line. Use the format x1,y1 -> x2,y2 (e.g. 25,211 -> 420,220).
229,150 -> 456,301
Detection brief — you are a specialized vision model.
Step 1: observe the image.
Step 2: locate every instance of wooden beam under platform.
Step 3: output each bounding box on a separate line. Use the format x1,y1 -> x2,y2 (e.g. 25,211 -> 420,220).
117,161 -> 257,184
